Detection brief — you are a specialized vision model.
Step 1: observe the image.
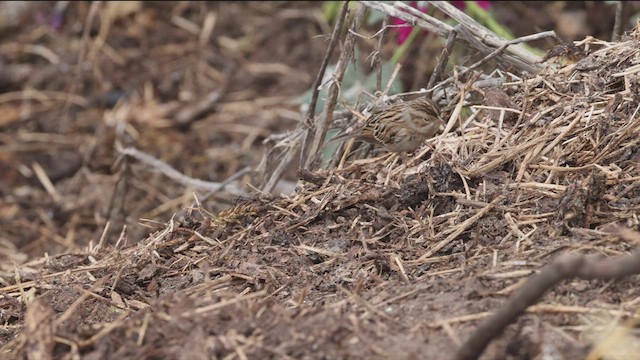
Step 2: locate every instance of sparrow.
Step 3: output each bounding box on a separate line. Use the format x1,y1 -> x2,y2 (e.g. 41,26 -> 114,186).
329,97 -> 443,153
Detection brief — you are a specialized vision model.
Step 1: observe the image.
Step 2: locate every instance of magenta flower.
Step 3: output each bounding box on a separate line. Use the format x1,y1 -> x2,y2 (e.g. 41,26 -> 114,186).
391,2 -> 429,44
451,1 -> 492,11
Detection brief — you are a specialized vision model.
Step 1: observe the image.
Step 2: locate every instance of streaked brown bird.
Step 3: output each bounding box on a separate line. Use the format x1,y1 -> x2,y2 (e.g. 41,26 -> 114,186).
330,97 -> 443,152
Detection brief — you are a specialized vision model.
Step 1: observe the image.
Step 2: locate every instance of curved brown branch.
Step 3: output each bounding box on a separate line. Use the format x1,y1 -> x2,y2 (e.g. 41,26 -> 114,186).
456,248 -> 640,360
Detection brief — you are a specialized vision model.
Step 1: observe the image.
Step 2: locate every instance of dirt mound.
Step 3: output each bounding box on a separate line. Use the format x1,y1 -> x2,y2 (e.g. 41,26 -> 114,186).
3,3 -> 640,360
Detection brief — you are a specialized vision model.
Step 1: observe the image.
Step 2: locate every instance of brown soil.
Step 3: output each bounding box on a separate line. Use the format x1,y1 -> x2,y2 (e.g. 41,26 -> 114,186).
2,2 -> 640,360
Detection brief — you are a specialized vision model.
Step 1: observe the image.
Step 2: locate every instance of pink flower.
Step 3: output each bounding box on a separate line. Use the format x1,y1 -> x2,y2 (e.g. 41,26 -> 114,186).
451,1 -> 492,10
391,2 -> 429,44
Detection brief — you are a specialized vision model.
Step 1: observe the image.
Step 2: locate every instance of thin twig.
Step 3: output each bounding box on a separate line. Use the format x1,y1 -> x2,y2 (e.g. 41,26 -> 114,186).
263,132 -> 301,193
200,166 -> 251,202
303,1 -> 349,124
612,1 -> 623,42
361,1 -> 556,74
428,1 -> 543,67
427,27 -> 458,91
429,31 -> 557,93
304,3 -> 367,169
375,15 -> 389,92
118,145 -> 244,195
417,196 -> 503,260
300,1 -> 350,168
360,1 -> 452,37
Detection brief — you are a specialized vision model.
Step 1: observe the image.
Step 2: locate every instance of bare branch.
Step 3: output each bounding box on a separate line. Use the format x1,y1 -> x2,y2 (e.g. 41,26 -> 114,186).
428,1 -> 542,67
427,27 -> 458,91
456,246 -> 640,360
303,1 -> 349,128
612,1 -> 624,42
375,15 -> 389,92
300,1 -> 350,169
429,30 -> 558,93
118,145 -> 244,195
361,1 -> 558,74
304,3 -> 367,169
